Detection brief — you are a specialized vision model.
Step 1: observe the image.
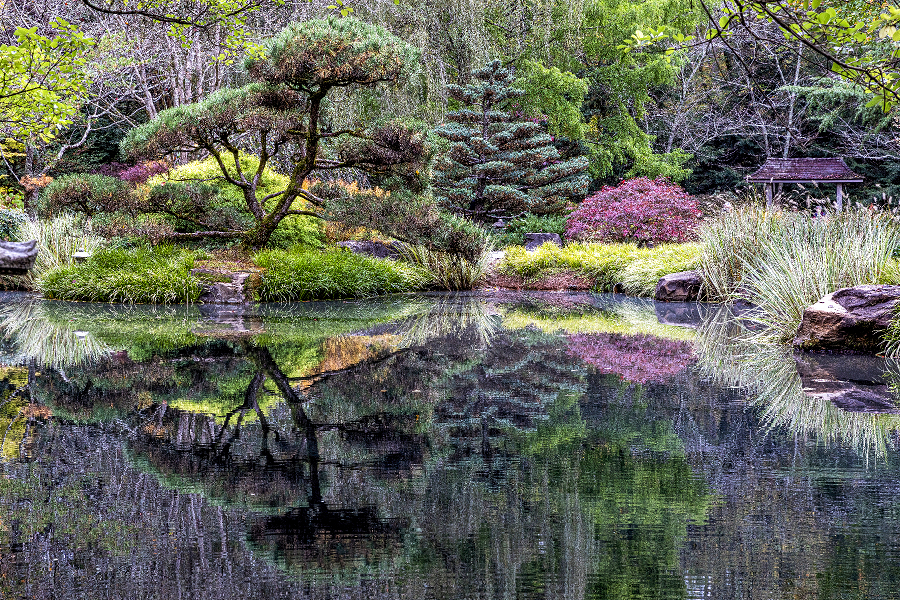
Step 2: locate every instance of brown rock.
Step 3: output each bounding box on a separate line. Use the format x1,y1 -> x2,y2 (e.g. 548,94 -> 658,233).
654,270 -> 703,302
793,285 -> 900,353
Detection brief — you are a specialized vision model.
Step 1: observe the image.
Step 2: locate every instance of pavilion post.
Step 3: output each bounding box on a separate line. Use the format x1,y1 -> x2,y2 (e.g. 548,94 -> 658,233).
765,183 -> 773,208
836,183 -> 843,212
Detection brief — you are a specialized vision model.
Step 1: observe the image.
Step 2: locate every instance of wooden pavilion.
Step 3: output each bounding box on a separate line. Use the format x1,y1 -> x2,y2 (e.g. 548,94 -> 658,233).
747,158 -> 864,210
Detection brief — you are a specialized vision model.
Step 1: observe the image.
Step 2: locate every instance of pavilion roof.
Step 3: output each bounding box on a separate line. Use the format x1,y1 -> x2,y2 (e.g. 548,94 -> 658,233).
747,158 -> 863,183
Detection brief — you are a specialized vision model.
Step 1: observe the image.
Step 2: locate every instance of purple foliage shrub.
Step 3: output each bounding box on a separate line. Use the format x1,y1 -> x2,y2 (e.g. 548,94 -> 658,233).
119,160 -> 170,185
94,162 -> 130,178
565,177 -> 700,244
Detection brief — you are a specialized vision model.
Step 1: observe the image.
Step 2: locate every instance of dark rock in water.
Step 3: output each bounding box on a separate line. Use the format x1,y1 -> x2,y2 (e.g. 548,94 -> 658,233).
654,270 -> 703,302
337,241 -> 400,260
654,301 -> 706,328
524,233 -> 562,251
793,285 -> 900,353
0,240 -> 37,274
794,352 -> 900,413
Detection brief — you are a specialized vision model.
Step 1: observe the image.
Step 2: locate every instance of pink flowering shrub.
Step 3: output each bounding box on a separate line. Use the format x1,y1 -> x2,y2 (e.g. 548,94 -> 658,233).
567,332 -> 696,384
119,160 -> 170,185
565,177 -> 700,244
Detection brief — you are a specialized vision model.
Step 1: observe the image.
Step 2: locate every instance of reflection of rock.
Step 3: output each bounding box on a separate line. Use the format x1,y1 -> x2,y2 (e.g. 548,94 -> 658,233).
337,240 -> 400,259
793,285 -> 900,353
654,301 -> 705,328
654,270 -> 703,302
196,303 -> 264,336
524,233 -> 562,251
794,353 -> 899,413
0,240 -> 37,275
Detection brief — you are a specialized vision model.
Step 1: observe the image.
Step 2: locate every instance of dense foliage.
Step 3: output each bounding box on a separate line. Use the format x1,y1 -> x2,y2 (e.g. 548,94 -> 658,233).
566,177 -> 700,244
433,60 -> 589,222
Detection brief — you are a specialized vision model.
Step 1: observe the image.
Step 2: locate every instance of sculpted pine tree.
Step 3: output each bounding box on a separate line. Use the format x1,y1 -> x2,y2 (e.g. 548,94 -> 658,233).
121,18 -> 484,251
434,60 -> 590,222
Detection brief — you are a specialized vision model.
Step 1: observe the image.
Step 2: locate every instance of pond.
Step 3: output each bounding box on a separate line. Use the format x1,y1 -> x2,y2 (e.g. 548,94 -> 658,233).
1,291 -> 900,600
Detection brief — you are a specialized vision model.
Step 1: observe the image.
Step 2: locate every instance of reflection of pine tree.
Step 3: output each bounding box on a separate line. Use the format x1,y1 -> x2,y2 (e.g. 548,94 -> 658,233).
434,60 -> 589,221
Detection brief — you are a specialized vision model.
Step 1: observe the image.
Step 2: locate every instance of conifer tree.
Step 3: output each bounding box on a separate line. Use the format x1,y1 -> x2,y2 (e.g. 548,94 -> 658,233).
434,60 -> 590,222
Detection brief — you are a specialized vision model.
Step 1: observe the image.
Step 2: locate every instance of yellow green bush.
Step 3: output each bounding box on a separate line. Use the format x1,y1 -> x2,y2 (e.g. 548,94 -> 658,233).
501,241 -> 701,295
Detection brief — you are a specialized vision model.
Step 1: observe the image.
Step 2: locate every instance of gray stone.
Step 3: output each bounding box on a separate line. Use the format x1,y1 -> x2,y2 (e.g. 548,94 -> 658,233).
793,285 -> 900,353
654,270 -> 703,302
194,271 -> 254,304
0,240 -> 37,274
524,233 -> 562,251
337,240 -> 400,260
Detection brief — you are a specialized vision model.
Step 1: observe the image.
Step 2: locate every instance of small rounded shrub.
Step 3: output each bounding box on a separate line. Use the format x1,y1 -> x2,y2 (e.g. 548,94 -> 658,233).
0,209 -> 25,240
40,174 -> 131,218
566,177 -> 700,244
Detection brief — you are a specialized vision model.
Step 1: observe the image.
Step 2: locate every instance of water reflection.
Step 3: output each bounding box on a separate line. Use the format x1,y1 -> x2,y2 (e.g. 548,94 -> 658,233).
1,293 -> 900,599
694,304 -> 900,458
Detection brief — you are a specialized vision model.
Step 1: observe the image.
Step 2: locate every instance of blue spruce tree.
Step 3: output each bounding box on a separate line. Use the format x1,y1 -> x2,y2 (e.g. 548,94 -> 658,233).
434,60 -> 590,223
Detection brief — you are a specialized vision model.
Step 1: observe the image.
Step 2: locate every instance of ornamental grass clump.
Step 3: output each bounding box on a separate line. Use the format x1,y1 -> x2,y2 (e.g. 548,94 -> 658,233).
397,242 -> 493,290
566,177 -> 701,244
700,207 -> 900,340
39,246 -> 201,304
254,247 -> 428,301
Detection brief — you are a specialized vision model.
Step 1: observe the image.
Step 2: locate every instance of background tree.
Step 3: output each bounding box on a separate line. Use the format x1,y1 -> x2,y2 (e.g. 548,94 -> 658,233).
122,17 -> 488,254
433,60 -> 589,222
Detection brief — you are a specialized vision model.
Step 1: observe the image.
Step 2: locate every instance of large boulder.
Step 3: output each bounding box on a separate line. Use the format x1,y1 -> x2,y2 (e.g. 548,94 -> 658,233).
793,285 -> 900,353
0,240 -> 37,274
654,270 -> 703,302
524,233 -> 562,251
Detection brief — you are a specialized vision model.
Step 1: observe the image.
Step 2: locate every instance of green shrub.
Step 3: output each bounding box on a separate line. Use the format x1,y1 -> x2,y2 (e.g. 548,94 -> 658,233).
397,241 -> 493,290
619,243 -> 702,296
147,153 -> 323,247
495,213 -> 568,247
254,247 -> 428,301
700,207 -> 900,339
0,209 -> 25,240
39,245 -> 202,304
501,241 -> 701,295
39,174 -> 131,218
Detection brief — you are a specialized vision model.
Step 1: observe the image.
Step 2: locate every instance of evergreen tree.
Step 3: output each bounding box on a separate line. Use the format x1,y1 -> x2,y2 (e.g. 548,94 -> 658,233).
434,60 -> 589,222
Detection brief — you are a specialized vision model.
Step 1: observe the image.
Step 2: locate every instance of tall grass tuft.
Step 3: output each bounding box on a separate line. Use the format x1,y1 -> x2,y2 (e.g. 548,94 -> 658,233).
254,247 -> 428,301
397,242 -> 493,290
39,246 -> 201,304
700,207 -> 900,339
3,214 -> 107,288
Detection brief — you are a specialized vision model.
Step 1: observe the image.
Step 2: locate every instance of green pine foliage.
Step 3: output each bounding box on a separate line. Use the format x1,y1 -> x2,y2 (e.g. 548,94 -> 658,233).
434,60 -> 589,222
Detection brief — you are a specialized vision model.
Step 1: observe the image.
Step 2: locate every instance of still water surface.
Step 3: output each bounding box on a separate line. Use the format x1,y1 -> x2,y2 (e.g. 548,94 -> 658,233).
0,291 -> 899,599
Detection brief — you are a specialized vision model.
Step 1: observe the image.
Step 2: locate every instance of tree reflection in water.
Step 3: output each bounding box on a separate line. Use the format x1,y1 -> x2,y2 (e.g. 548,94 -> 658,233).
2,294 -> 900,599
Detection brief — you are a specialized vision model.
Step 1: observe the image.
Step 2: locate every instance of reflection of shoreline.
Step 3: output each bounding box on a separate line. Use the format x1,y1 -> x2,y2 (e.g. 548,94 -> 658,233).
695,305 -> 900,458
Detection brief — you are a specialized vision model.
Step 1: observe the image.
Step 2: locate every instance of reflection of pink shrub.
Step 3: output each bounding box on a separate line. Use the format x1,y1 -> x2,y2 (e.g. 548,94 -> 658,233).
567,333 -> 695,384
565,177 -> 700,244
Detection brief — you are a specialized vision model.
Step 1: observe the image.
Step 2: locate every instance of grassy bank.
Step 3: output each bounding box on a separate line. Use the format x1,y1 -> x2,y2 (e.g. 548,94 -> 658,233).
254,247 -> 428,301
501,242 -> 701,296
40,246 -> 202,304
